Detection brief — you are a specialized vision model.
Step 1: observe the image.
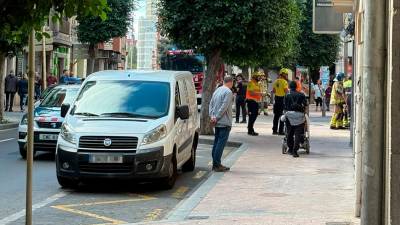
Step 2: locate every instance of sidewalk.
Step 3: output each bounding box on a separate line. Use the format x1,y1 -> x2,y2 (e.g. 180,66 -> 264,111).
0,111 -> 24,129
136,111 -> 359,225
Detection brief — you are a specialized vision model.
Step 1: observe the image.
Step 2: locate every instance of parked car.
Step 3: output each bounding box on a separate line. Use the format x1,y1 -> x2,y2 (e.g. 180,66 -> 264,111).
18,84 -> 81,158
56,70 -> 200,189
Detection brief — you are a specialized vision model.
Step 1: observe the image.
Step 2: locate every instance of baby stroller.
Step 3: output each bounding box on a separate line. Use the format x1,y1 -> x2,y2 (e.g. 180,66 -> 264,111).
281,113 -> 310,154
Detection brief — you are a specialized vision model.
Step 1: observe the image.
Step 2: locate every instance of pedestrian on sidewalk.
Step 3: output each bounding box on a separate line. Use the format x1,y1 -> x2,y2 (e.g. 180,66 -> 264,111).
325,83 -> 332,111
17,74 -> 28,112
272,68 -> 289,135
234,74 -> 247,124
313,79 -> 324,112
4,70 -> 18,112
246,72 -> 262,136
46,72 -> 58,86
59,69 -> 69,84
209,76 -> 234,172
284,81 -> 308,158
34,72 -> 42,100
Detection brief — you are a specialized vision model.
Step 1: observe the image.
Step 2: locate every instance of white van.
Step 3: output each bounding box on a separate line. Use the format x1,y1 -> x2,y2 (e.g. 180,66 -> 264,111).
56,70 -> 200,189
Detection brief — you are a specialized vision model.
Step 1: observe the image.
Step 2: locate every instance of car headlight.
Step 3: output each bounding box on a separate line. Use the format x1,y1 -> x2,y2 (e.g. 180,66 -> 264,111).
142,125 -> 167,145
60,123 -> 76,144
20,115 -> 28,125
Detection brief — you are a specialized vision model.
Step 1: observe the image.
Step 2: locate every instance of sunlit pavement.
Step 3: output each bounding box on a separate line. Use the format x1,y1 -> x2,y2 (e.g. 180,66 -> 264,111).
132,112 -> 360,225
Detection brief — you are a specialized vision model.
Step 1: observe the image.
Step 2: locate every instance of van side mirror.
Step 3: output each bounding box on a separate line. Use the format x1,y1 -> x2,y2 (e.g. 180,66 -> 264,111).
176,105 -> 189,120
61,104 -> 70,118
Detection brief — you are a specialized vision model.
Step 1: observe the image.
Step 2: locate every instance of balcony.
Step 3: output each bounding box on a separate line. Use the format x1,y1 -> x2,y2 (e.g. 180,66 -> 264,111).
51,19 -> 72,46
332,0 -> 354,12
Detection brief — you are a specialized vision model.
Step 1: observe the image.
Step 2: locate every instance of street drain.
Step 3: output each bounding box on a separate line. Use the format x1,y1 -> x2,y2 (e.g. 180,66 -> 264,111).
187,216 -> 210,220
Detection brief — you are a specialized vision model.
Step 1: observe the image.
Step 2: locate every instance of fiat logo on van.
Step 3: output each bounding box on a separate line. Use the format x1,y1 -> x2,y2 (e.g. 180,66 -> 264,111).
103,138 -> 112,147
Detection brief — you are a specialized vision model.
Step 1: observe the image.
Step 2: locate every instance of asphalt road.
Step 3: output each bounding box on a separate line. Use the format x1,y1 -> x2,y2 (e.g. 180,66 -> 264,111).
0,128 -> 236,225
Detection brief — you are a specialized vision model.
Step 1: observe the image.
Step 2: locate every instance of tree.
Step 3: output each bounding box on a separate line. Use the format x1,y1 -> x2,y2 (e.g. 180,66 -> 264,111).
158,0 -> 302,134
77,0 -> 135,74
0,0 -> 109,122
296,0 -> 340,81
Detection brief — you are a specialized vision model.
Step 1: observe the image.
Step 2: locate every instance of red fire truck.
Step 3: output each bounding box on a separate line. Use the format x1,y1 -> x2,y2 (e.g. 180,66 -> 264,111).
161,49 -> 205,107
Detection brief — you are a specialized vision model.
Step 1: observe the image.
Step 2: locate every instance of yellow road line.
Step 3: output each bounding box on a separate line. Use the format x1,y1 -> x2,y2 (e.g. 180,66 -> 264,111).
52,205 -> 126,224
193,170 -> 207,179
55,195 -> 156,207
143,209 -> 163,222
172,186 -> 189,199
51,194 -> 156,225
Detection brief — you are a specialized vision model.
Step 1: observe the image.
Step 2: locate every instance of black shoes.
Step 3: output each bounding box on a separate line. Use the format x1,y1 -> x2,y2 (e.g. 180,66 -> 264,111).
248,131 -> 259,136
213,165 -> 230,172
240,120 -> 247,124
278,132 -> 285,136
293,152 -> 299,158
272,131 -> 278,135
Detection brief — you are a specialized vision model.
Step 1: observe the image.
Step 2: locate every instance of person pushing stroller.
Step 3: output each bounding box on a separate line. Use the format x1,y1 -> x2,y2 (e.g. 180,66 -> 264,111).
283,81 -> 308,158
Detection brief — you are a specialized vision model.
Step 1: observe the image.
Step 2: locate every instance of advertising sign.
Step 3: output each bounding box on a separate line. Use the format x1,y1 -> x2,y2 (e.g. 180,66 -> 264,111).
320,66 -> 330,88
313,0 -> 344,34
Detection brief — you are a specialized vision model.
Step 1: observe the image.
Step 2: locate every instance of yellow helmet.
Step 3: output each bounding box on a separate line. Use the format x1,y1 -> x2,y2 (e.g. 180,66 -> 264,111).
251,71 -> 264,79
279,68 -> 289,75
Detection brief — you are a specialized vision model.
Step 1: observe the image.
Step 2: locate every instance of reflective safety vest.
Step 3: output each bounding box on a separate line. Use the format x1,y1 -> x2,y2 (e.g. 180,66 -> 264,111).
246,80 -> 262,101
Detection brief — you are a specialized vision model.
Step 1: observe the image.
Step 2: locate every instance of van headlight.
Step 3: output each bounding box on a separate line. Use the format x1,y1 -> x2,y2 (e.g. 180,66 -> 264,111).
142,125 -> 167,145
20,115 -> 28,125
60,123 -> 76,144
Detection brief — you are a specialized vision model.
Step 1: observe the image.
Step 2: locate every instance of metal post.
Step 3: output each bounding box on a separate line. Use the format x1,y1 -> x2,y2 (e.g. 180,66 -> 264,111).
361,0 -> 386,224
26,28 -> 35,225
42,26 -> 47,90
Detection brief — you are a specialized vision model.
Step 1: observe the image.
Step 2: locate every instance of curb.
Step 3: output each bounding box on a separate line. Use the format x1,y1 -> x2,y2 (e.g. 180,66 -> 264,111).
122,142 -> 249,225
199,136 -> 242,148
0,122 -> 19,131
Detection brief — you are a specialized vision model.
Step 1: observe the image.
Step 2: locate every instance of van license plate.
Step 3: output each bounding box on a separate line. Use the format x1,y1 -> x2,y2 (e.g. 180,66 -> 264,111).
89,155 -> 123,164
39,134 -> 58,140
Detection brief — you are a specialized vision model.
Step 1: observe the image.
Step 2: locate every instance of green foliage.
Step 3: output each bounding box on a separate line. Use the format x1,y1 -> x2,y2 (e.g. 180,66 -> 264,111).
158,0 -> 302,67
0,0 -> 110,56
296,0 -> 340,72
77,0 -> 135,45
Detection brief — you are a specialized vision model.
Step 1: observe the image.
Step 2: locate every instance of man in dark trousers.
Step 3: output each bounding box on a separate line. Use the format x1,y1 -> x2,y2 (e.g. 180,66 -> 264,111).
235,74 -> 247,123
284,81 -> 308,158
272,68 -> 289,135
4,70 -> 18,112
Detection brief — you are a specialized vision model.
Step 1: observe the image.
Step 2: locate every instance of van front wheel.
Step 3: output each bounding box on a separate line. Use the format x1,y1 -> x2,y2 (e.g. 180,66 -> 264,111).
159,154 -> 177,190
182,144 -> 196,172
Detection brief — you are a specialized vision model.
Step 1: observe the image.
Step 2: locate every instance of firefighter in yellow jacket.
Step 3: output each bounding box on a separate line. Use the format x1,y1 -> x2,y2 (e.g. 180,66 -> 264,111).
330,72 -> 346,129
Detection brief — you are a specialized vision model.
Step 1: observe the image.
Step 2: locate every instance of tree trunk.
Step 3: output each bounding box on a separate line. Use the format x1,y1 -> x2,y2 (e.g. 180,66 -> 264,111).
200,50 -> 223,135
0,54 -> 5,122
241,66 -> 249,81
87,45 -> 96,75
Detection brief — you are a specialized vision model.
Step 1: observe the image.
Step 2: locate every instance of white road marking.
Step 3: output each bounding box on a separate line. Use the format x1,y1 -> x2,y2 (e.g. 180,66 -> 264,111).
0,138 -> 14,143
0,128 -> 18,132
0,191 -> 68,225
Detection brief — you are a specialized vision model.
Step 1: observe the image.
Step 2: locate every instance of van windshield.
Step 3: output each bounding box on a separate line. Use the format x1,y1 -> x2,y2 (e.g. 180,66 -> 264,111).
72,80 -> 170,119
